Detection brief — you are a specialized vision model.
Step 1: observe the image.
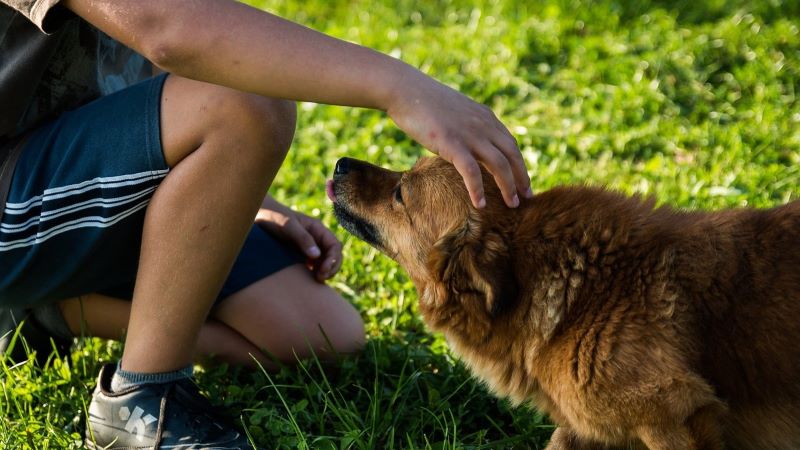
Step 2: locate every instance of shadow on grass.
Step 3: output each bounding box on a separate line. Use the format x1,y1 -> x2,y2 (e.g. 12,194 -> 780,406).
196,334 -> 553,449
2,311 -> 552,449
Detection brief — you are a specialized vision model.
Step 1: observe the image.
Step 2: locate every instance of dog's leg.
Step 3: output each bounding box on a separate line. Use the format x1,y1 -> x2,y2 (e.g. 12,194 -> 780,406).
637,403 -> 724,450
637,425 -> 694,450
546,426 -> 614,450
686,404 -> 725,450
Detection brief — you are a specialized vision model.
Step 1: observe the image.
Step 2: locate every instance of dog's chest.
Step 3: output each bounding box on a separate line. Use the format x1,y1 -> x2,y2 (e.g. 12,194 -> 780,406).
450,332 -> 627,442
445,333 -> 542,406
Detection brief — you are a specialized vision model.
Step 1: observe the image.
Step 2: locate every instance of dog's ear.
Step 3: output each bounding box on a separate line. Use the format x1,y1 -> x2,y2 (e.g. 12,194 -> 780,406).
423,215 -> 519,338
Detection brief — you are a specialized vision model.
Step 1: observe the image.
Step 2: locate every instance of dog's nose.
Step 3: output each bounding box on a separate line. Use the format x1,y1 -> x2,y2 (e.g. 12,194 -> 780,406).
334,157 -> 351,175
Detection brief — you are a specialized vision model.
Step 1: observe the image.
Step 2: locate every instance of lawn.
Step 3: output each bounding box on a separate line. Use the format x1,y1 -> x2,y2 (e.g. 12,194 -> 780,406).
2,0 -> 798,448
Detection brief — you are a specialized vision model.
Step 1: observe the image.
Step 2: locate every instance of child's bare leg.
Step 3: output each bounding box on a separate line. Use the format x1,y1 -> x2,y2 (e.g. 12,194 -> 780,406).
58,265 -> 364,367
58,293 -> 264,365
210,263 -> 365,363
121,75 -> 295,373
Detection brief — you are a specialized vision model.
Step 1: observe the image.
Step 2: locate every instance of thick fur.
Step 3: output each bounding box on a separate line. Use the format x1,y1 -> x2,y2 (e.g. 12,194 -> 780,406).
331,156 -> 800,449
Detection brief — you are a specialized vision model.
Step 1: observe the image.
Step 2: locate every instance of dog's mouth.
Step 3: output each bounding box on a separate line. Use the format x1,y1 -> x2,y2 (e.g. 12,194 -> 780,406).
328,179 -> 384,249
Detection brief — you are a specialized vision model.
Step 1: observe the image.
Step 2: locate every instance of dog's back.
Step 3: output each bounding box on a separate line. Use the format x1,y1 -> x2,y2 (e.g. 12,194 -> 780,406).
676,201 -> 800,448
513,189 -> 800,448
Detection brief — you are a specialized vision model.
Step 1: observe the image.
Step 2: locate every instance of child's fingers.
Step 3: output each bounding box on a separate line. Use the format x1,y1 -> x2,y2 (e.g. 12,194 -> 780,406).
491,132 -> 532,198
283,219 -> 321,259
317,255 -> 338,280
301,217 -> 342,279
475,142 -> 519,208
448,149 -> 486,209
306,221 -> 342,259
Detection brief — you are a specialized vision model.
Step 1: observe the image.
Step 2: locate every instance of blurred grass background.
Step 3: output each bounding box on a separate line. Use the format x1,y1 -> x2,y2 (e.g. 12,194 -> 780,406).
2,0 -> 798,448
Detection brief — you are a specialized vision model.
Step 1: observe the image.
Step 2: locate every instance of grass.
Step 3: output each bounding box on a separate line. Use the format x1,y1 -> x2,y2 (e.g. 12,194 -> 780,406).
2,0 -> 799,448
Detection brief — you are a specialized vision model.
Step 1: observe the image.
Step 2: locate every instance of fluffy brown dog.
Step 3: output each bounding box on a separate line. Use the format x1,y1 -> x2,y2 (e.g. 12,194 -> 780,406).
328,156 -> 800,449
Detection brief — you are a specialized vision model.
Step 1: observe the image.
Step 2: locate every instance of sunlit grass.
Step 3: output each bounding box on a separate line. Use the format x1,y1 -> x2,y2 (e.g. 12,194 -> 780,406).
2,1 -> 798,448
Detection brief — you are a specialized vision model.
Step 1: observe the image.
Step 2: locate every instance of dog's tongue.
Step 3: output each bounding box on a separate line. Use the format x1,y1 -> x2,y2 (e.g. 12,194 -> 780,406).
326,179 -> 336,203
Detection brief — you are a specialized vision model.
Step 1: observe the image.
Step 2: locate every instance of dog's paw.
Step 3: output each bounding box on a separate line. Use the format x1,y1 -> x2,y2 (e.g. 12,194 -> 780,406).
546,427 -> 614,450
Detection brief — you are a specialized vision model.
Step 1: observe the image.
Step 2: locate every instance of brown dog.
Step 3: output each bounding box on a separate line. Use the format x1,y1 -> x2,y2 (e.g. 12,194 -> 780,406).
328,156 -> 800,449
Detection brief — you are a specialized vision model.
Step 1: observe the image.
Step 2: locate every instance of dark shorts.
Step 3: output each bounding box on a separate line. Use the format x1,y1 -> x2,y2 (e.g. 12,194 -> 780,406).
0,74 -> 304,338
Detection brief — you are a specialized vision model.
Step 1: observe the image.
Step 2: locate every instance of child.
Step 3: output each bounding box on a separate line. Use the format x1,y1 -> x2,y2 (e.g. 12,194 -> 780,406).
0,0 -> 531,447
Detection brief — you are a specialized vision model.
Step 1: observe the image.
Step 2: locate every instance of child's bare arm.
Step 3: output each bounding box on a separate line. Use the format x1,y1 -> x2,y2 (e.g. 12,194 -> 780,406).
63,0 -> 531,208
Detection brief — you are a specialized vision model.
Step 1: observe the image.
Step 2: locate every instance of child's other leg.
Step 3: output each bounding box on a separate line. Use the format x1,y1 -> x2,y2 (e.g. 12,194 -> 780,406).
58,265 -> 365,368
210,263 -> 365,367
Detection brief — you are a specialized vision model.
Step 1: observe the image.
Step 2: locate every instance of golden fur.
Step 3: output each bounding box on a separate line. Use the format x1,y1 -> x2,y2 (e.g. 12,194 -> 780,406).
330,156 -> 800,449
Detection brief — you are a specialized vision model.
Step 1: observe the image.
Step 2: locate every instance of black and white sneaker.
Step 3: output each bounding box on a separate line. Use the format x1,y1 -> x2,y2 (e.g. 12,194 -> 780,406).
85,363 -> 260,449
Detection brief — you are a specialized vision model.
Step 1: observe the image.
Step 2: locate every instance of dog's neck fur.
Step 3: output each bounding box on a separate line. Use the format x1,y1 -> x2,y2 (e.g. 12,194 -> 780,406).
417,187 -> 697,404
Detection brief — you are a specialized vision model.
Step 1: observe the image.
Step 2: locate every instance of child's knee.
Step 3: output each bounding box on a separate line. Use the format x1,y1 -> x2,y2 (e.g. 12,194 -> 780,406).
216,91 -> 296,155
160,75 -> 296,168
320,300 -> 365,355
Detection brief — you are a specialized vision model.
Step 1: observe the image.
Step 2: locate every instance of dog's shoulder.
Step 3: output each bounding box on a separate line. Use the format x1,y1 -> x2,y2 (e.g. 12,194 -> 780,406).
516,185 -> 681,255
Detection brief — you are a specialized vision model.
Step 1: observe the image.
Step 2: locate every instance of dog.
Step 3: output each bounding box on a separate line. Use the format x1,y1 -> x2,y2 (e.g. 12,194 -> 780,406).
328,156 -> 800,449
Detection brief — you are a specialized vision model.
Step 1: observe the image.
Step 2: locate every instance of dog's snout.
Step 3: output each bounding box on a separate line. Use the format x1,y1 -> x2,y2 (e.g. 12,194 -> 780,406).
334,158 -> 351,175
333,157 -> 393,180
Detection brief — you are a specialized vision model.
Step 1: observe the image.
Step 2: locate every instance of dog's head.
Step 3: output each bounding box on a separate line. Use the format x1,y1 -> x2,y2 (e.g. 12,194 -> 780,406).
329,156 -> 520,340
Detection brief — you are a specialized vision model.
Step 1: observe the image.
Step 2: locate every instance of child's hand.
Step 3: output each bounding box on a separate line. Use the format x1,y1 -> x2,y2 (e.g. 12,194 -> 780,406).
386,73 -> 531,209
255,198 -> 342,282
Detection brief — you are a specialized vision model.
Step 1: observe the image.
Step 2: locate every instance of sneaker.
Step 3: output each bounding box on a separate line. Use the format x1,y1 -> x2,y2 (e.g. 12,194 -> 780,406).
85,363 -> 261,449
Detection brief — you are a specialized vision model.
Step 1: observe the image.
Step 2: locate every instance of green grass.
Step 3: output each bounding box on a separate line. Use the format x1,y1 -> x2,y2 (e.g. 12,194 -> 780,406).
2,0 -> 799,448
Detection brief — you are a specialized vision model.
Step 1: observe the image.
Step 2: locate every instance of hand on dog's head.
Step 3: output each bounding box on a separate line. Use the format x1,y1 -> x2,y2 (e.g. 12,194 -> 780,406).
330,156 -> 521,341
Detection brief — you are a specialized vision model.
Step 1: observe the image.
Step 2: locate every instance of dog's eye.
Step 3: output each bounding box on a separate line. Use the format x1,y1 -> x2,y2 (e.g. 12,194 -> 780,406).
394,185 -> 404,204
